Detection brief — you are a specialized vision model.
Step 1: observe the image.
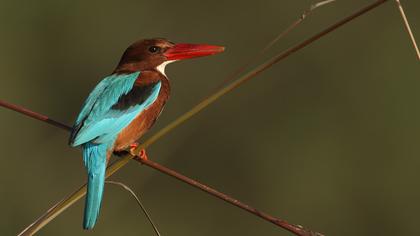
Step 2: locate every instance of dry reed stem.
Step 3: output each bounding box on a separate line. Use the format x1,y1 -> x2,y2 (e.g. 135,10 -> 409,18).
105,181 -> 161,236
394,0 -> 420,60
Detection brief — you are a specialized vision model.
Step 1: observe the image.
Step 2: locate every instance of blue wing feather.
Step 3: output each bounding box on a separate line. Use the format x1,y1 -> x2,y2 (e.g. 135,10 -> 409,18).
69,71 -> 161,146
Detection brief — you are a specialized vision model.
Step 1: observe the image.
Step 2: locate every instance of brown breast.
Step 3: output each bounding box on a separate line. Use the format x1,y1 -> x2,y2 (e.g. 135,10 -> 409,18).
113,70 -> 170,151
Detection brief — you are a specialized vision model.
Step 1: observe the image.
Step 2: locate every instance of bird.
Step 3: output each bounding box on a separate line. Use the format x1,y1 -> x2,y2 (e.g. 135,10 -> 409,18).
68,38 -> 224,229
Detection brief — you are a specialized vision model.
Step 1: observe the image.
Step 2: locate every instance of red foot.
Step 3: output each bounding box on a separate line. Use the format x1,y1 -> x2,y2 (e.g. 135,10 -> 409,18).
139,149 -> 148,161
129,143 -> 148,162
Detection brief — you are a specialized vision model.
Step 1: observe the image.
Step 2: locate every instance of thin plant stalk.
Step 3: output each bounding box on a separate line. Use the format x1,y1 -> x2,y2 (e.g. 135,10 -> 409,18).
394,0 -> 420,60
105,181 -> 161,236
212,0 -> 336,92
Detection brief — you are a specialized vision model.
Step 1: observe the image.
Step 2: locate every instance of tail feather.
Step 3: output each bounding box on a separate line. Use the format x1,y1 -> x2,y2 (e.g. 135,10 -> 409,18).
82,142 -> 109,230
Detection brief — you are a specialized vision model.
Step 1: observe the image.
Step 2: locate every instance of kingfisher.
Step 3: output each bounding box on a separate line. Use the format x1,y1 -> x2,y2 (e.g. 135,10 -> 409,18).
69,38 -> 224,229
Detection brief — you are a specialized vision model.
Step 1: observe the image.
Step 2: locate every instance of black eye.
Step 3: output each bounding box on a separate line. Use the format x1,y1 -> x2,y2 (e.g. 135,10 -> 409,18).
148,46 -> 160,53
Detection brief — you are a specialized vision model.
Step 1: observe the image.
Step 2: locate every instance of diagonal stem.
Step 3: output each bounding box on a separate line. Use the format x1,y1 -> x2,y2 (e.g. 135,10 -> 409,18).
105,180 -> 161,236
139,158 -> 319,236
132,0 -> 389,154
0,100 -> 72,131
212,0 -> 337,91
394,0 -> 420,61
4,0 -> 390,235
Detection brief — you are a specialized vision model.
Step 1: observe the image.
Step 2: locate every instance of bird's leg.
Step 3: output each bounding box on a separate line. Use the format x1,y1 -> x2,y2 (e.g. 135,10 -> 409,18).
129,143 -> 149,161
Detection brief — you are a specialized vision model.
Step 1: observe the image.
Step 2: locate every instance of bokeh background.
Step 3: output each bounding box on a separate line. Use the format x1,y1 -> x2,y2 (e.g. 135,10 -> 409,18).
1,0 -> 420,235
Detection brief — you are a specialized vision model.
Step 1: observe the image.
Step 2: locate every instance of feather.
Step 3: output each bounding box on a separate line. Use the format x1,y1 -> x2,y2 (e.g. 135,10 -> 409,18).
82,142 -> 109,229
69,72 -> 161,146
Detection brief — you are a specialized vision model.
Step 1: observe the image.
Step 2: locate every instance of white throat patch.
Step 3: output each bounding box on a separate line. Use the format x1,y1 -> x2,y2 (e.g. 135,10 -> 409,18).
156,60 -> 175,77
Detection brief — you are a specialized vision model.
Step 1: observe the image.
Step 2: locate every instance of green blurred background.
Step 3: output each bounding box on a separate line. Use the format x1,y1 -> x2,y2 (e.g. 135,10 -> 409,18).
1,0 -> 420,235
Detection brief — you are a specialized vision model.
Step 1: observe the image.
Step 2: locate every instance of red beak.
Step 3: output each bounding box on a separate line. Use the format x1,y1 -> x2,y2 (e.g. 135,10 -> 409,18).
164,43 -> 224,61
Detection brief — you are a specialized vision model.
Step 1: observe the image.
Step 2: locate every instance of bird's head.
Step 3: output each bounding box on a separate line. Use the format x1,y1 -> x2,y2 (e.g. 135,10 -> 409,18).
115,38 -> 224,74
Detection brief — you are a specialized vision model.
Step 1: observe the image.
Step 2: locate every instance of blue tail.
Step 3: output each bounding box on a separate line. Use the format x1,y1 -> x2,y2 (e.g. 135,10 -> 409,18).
82,142 -> 109,230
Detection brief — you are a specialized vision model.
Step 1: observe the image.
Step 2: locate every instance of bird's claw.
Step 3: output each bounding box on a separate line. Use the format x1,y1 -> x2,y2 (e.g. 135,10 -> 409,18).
138,149 -> 148,161
129,143 -> 148,162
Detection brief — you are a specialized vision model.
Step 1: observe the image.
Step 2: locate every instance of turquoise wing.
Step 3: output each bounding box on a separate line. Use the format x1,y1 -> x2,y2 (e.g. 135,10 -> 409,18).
69,72 -> 161,146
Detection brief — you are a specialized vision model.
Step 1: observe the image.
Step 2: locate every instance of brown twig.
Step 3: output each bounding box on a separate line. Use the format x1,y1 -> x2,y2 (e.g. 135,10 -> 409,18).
3,0 -> 391,235
2,100 -> 317,236
0,100 -> 72,131
139,159 -> 320,236
394,0 -> 420,61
